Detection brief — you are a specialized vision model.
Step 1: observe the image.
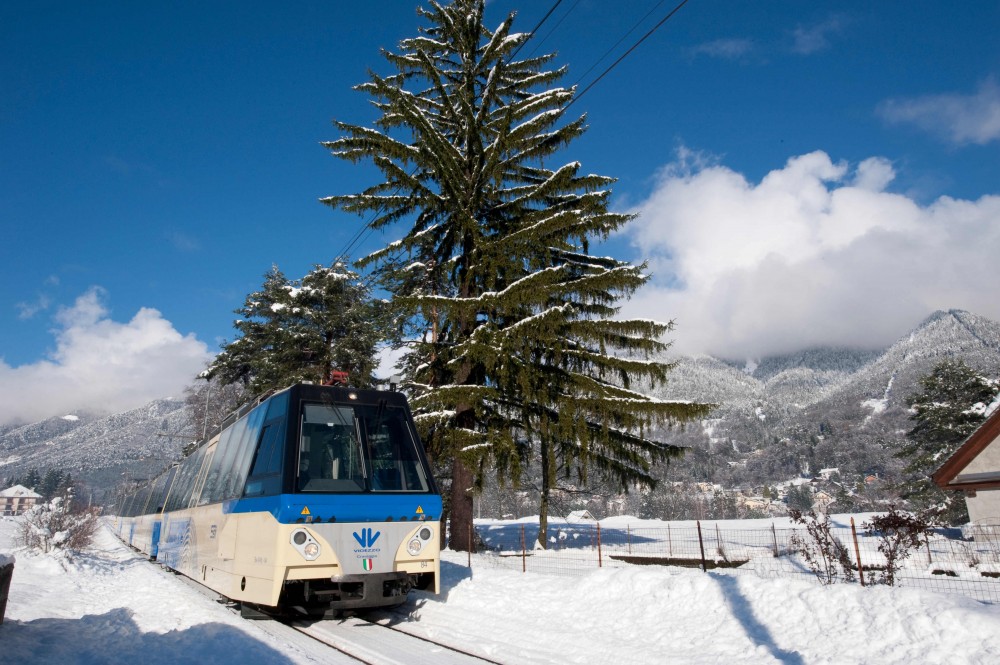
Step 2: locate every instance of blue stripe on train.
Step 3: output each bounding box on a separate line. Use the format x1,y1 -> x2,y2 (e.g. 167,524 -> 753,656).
223,493 -> 443,524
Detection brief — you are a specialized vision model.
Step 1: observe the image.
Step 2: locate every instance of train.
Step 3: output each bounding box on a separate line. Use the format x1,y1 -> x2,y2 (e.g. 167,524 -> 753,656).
112,382 -> 442,617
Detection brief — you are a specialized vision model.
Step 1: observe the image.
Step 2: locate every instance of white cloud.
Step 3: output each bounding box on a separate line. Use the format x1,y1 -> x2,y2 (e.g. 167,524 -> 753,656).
878,79 -> 1000,145
790,16 -> 845,55
623,150 -> 1000,359
0,287 -> 212,425
15,294 -> 51,320
376,344 -> 409,383
689,38 -> 754,60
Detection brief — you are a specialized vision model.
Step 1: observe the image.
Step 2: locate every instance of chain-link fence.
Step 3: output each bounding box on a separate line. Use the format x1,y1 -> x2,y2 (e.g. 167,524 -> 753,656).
463,518 -> 1000,604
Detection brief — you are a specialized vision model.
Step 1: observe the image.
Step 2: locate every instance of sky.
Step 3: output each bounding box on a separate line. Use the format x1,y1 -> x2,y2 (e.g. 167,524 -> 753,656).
4,514 -> 1000,663
2,0 -> 1000,424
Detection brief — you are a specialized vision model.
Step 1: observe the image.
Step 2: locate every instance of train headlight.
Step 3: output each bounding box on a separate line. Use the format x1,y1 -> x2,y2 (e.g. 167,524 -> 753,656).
407,538 -> 422,556
419,527 -> 432,541
290,528 -> 321,561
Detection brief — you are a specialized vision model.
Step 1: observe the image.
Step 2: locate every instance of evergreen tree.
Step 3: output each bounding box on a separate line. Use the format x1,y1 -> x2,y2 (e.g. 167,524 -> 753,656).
207,262 -> 389,395
322,0 -> 711,549
897,358 -> 999,524
22,468 -> 42,491
39,468 -> 65,499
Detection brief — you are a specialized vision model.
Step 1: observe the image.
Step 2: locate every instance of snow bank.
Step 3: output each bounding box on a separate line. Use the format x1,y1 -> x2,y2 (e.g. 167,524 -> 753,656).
2,517 -> 1000,664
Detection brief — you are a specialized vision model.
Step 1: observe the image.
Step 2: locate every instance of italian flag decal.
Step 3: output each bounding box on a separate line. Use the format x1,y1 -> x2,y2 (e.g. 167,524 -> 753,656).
362,558 -> 374,571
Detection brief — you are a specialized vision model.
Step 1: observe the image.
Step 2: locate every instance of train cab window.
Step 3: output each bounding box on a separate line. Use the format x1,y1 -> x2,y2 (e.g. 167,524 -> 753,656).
296,400 -> 431,493
298,404 -> 366,492
364,410 -> 431,493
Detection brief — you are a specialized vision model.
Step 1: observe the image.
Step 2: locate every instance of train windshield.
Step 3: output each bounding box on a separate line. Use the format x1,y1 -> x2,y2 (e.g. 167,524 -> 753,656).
297,400 -> 431,493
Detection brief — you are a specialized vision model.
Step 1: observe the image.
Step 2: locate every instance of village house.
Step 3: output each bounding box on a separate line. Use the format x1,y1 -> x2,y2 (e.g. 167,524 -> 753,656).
1,485 -> 42,516
933,405 -> 1000,525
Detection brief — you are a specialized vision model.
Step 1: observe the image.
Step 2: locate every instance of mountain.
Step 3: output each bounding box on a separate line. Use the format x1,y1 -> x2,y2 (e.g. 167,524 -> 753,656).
0,399 -> 193,503
647,309 -> 1000,492
3,309 -> 1000,512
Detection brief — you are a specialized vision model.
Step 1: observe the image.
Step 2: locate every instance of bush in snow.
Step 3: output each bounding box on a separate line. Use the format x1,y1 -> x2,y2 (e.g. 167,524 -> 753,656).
863,507 -> 930,586
16,490 -> 100,553
789,509 -> 856,585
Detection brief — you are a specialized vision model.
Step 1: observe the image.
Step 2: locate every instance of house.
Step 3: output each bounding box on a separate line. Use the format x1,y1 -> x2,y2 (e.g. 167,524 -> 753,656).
812,490 -> 836,514
0,485 -> 42,516
565,510 -> 596,523
933,406 -> 1000,524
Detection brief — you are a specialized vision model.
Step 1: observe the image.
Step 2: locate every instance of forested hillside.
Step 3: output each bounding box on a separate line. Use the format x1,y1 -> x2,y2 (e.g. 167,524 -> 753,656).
3,310 -> 999,516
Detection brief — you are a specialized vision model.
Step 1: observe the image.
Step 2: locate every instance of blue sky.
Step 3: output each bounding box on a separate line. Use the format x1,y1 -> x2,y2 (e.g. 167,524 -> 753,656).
2,0 -> 999,423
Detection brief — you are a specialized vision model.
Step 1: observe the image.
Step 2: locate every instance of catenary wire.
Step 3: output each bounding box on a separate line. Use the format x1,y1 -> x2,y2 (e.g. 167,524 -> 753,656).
567,0 -> 691,110
571,0 -> 670,88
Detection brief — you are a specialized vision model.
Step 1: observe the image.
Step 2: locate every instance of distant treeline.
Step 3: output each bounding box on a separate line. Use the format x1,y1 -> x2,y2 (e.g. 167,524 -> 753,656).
4,467 -> 77,500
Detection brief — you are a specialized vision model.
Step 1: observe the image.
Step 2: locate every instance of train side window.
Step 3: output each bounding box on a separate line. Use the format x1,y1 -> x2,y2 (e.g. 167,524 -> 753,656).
224,404 -> 266,500
243,421 -> 284,497
205,418 -> 243,504
145,467 -> 177,515
164,445 -> 205,512
189,443 -> 217,508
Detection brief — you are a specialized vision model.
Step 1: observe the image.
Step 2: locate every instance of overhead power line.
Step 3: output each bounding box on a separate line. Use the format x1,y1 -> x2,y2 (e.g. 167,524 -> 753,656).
571,0 -> 670,88
567,0 -> 691,110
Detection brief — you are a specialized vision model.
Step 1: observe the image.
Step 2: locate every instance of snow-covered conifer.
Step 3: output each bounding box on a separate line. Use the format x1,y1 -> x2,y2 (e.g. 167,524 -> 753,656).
898,359 -> 1000,524
322,0 -> 712,549
207,263 -> 388,395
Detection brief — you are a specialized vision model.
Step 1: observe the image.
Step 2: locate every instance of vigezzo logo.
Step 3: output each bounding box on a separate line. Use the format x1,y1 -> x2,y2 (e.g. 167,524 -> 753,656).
353,528 -> 381,549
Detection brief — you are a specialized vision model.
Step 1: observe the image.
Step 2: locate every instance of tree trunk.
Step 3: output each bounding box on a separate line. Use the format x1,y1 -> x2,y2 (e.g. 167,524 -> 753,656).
538,439 -> 551,549
448,455 -> 475,552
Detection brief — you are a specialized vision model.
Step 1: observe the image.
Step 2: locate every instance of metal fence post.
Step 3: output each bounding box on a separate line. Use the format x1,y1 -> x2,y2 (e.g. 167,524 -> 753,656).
771,523 -> 779,557
521,523 -> 526,573
697,521 -> 707,572
628,524 -> 632,555
597,523 -> 603,568
850,517 -> 865,587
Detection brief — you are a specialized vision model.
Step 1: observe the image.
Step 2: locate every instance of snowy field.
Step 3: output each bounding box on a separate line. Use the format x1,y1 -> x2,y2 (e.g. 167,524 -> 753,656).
2,516 -> 1000,664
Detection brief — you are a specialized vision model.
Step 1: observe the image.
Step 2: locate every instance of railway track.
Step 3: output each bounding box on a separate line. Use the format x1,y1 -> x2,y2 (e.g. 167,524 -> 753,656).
288,613 -> 504,665
151,554 -> 498,664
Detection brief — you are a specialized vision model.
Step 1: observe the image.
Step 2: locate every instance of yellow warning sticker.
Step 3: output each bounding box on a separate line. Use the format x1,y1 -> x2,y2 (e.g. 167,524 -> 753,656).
415,506 -> 424,514
301,506 -> 311,515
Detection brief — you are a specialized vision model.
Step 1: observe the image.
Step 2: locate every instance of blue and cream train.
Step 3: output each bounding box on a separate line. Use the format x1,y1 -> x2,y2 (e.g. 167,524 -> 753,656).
113,383 -> 441,616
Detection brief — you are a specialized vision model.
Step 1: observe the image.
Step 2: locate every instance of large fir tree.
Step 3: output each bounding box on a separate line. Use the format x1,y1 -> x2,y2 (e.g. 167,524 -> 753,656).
898,358 -> 999,524
322,0 -> 712,549
207,262 -> 389,395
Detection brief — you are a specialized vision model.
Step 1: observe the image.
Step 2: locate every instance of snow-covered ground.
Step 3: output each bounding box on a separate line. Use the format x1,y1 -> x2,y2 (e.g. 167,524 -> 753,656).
2,516 -> 1000,664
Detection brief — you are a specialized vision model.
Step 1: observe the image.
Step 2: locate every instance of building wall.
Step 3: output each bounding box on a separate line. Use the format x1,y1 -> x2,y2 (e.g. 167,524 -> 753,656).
960,435 -> 1000,478
1,497 -> 39,516
968,489 -> 1000,524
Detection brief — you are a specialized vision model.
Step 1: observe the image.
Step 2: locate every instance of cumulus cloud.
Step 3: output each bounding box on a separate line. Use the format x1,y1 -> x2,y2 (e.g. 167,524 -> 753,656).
622,150 -> 1000,359
878,79 -> 1000,145
0,287 -> 212,425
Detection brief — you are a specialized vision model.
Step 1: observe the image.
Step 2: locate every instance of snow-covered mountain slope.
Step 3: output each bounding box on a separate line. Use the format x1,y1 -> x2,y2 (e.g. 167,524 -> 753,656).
0,399 -> 191,501
3,309 -> 999,501
644,310 -> 1000,488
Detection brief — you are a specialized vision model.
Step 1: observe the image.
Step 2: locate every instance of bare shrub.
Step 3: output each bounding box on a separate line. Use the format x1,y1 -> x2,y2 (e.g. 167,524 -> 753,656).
16,491 -> 101,553
789,509 -> 856,585
863,507 -> 930,586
